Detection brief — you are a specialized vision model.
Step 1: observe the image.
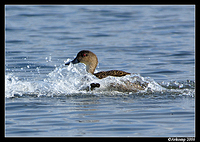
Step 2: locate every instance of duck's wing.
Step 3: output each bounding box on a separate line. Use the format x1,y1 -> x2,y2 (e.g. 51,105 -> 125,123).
94,70 -> 131,79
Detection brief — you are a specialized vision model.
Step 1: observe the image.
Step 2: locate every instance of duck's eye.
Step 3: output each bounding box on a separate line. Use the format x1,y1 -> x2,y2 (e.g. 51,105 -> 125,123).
83,53 -> 87,57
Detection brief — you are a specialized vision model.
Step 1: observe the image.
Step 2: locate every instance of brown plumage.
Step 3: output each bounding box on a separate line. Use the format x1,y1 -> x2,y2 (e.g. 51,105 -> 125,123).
94,70 -> 131,79
65,50 -> 131,79
65,50 -> 147,91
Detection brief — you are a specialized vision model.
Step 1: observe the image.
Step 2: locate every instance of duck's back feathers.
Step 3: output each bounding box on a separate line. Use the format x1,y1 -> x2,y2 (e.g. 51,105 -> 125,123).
94,70 -> 131,79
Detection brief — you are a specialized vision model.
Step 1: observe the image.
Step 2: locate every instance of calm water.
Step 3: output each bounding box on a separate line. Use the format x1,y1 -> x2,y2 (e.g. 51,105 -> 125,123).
5,5 -> 195,137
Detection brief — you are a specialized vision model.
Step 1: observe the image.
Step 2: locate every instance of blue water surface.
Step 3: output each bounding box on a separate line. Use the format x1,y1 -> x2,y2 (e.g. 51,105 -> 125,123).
5,5 -> 195,137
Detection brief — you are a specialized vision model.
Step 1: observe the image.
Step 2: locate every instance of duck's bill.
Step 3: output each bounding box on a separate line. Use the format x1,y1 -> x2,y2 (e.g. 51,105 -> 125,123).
65,58 -> 80,65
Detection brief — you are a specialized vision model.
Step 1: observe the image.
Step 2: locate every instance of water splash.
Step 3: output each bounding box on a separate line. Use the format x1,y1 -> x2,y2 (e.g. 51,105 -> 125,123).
5,62 -> 195,98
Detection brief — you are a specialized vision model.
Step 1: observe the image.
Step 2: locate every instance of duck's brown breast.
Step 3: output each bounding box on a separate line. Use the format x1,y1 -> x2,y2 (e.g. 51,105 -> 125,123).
94,70 -> 131,79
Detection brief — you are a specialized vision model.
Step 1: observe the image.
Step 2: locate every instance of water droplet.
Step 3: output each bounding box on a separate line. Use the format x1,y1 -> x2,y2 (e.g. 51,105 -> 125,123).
36,67 -> 40,73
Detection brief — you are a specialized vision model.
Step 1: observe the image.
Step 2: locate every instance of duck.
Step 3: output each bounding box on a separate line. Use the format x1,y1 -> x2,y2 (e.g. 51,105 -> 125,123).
65,50 -> 148,91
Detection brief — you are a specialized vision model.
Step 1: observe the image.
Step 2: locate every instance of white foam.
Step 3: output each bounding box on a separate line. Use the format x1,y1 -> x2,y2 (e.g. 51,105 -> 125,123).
5,62 -> 195,98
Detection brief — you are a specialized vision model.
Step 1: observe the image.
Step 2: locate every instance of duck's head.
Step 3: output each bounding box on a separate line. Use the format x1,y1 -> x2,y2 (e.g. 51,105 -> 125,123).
65,50 -> 98,74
